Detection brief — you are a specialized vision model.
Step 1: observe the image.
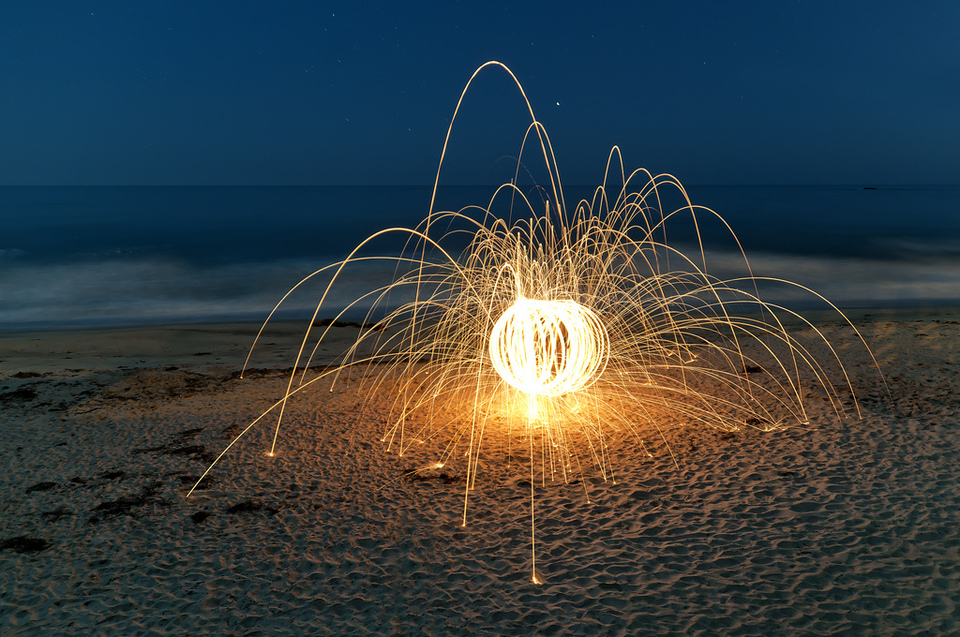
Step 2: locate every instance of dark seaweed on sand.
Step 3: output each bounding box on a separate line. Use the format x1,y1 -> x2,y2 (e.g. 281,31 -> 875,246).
1,537 -> 50,553
226,500 -> 278,515
89,483 -> 165,523
25,481 -> 57,494
0,386 -> 38,403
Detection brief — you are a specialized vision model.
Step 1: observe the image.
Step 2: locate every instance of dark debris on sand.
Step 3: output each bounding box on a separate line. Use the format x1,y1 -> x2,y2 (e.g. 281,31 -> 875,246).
0,386 -> 38,403
100,369 -> 228,402
132,427 -> 217,464
132,443 -> 217,465
1,536 -> 50,554
89,482 -> 166,524
226,500 -> 279,515
11,371 -> 43,379
25,481 -> 58,493
404,467 -> 464,485
2,371 -> 120,416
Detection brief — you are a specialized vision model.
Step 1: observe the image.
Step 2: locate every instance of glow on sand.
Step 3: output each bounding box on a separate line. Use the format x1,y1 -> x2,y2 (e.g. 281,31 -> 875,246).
189,62 -> 879,584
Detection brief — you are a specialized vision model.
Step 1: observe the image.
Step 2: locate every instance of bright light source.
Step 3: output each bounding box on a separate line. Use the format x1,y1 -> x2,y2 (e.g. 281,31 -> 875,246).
489,298 -> 608,397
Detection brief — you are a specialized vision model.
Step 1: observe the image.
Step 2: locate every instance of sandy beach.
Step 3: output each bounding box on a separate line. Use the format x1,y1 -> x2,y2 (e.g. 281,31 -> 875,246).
2,309 -> 958,635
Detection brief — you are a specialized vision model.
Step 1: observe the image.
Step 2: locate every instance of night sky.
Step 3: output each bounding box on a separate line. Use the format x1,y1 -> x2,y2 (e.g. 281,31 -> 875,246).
2,1 -> 958,186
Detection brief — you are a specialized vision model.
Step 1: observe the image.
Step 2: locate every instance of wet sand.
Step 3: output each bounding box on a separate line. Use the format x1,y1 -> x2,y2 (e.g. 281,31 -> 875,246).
1,311 -> 958,635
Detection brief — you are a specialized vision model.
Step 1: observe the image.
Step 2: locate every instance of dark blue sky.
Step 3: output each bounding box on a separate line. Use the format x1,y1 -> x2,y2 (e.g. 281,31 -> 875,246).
2,1 -> 958,186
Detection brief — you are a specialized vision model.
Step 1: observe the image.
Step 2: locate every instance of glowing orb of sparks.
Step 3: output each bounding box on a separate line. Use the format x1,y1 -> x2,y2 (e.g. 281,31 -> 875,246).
488,298 -> 609,397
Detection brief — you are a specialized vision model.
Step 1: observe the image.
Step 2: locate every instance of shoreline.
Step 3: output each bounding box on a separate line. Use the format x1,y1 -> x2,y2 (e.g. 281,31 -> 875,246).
0,320 -> 359,376
3,303 -> 960,367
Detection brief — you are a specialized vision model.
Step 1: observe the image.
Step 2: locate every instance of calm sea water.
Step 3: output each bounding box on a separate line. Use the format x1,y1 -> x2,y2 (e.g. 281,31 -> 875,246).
2,185 -> 959,330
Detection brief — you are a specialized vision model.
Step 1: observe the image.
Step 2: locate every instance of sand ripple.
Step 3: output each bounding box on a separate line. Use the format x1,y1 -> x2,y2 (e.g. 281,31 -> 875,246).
1,317 -> 959,635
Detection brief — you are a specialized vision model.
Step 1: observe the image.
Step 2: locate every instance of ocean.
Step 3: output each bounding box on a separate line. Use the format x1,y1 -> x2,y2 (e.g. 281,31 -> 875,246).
2,184 -> 959,330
